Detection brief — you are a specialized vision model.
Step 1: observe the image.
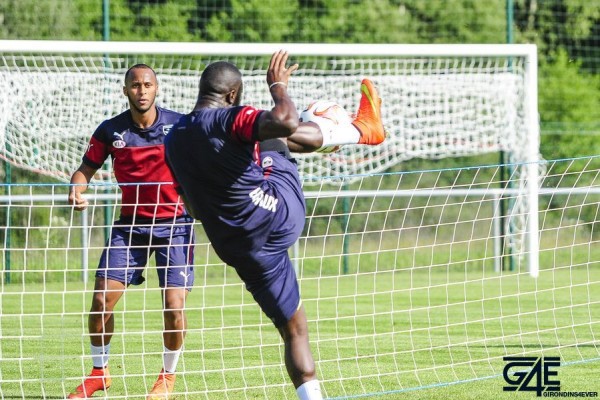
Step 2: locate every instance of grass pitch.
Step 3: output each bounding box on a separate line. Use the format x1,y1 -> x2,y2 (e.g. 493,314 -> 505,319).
1,264 -> 599,399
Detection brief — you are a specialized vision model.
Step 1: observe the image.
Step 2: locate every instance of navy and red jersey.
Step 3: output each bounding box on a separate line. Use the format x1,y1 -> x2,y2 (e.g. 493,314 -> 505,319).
83,106 -> 184,219
165,106 -> 306,270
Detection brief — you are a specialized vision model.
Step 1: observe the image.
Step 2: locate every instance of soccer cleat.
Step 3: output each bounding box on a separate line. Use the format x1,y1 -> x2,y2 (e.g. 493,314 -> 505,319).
146,369 -> 176,400
67,367 -> 111,399
352,78 -> 386,145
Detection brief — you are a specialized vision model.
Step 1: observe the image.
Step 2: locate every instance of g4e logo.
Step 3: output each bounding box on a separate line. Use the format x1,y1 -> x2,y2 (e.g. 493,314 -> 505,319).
503,357 -> 561,396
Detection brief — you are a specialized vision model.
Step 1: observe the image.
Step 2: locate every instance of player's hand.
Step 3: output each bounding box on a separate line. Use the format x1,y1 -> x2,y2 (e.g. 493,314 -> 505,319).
267,50 -> 299,89
68,189 -> 89,212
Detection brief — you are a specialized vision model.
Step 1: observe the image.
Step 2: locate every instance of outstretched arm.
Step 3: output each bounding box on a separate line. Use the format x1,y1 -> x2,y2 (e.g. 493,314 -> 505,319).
255,50 -> 324,152
285,122 -> 324,153
256,50 -> 300,141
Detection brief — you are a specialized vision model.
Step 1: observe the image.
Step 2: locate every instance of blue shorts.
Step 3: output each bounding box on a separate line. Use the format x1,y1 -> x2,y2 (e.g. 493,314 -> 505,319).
96,215 -> 195,289
230,148 -> 306,327
242,251 -> 301,328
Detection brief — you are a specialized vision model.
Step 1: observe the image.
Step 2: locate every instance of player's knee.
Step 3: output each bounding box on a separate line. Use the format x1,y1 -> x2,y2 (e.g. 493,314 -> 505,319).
163,290 -> 186,311
282,307 -> 309,339
90,293 -> 113,313
163,308 -> 186,330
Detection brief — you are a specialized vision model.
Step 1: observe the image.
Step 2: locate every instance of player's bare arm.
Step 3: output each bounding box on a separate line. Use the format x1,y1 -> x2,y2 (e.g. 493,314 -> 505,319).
68,163 -> 97,211
285,124 -> 323,153
257,50 -> 300,141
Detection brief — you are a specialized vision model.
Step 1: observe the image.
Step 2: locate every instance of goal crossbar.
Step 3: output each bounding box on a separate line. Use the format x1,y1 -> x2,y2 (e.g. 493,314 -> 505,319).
0,40 -> 537,57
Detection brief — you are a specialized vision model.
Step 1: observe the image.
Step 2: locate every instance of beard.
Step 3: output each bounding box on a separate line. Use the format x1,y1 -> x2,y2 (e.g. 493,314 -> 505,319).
128,95 -> 155,114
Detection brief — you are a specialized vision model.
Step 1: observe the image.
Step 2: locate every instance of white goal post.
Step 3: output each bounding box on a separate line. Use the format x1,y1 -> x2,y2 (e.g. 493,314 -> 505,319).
0,40 -> 540,274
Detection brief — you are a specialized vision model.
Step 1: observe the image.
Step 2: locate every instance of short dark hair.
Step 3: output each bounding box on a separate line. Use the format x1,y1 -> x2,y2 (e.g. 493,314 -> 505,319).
200,61 -> 242,95
124,64 -> 157,83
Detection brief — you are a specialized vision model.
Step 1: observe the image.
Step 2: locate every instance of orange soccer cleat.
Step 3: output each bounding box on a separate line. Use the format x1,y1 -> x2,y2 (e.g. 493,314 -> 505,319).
146,369 -> 176,400
67,367 -> 111,399
352,78 -> 386,145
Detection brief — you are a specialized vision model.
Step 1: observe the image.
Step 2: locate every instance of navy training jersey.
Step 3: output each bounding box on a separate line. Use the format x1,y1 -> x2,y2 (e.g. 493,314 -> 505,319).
83,106 -> 185,219
165,106 -> 306,269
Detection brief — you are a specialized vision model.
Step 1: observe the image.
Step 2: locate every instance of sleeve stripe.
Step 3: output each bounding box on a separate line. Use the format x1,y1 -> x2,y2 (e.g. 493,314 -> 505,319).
231,106 -> 263,143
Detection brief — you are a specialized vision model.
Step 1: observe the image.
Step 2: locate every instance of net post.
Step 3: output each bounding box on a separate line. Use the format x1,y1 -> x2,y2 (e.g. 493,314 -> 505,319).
3,173 -> 11,284
342,183 -> 350,275
81,208 -> 89,285
493,193 -> 502,273
525,46 -> 540,278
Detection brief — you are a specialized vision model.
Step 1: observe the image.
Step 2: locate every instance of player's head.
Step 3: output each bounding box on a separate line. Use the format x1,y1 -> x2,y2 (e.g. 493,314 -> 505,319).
199,61 -> 243,107
123,64 -> 158,114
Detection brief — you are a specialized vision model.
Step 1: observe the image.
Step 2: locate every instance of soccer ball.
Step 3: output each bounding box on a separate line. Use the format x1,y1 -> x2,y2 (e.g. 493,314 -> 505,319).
300,100 -> 352,153
300,100 -> 351,125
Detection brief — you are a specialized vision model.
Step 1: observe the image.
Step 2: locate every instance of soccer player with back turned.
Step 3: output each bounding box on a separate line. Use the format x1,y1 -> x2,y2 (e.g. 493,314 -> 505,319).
164,50 -> 385,399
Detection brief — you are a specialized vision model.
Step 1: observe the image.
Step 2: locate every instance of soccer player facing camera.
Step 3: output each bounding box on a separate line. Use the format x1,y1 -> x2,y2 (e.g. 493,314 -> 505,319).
67,64 -> 194,399
165,50 -> 385,399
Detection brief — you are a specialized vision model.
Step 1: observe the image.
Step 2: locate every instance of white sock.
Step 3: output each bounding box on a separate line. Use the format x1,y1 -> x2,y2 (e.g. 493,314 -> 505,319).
296,379 -> 323,400
90,343 -> 110,368
163,345 -> 182,373
313,117 -> 361,149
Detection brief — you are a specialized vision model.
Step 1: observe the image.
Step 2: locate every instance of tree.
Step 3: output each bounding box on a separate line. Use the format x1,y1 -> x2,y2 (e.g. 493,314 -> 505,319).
205,0 -> 299,42
399,0 -> 506,43
0,0 -> 78,39
121,0 -> 197,41
294,0 -> 417,43
538,49 -> 600,159
513,0 -> 600,69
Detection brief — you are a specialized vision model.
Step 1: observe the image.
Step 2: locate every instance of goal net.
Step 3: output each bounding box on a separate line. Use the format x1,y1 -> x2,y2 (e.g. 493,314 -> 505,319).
0,42 -> 539,178
0,40 -> 540,268
0,157 -> 598,399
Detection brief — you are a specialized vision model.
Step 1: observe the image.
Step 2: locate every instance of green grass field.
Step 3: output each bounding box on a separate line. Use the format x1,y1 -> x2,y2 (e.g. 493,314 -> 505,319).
1,138 -> 598,399
1,264 -> 599,399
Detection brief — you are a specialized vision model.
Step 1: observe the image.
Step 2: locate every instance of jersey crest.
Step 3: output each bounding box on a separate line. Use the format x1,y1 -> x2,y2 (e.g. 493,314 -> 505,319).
112,131 -> 126,149
162,124 -> 173,135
